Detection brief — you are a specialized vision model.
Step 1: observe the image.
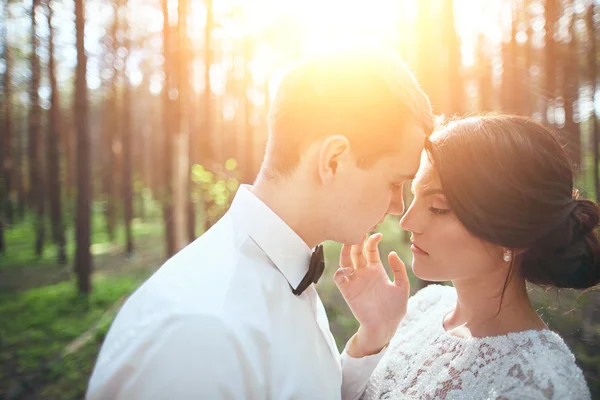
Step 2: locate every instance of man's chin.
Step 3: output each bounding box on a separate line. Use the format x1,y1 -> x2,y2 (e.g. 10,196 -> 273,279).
340,228 -> 380,246
342,236 -> 367,246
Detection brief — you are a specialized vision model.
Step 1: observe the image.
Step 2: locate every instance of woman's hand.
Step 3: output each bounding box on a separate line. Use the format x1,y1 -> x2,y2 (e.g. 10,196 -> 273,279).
334,233 -> 410,357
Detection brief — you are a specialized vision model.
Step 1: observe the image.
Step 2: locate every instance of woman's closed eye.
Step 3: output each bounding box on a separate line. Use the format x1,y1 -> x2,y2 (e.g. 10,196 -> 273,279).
428,206 -> 451,215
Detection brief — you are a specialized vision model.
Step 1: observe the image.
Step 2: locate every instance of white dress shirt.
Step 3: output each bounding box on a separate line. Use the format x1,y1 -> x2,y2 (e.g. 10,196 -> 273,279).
86,185 -> 385,399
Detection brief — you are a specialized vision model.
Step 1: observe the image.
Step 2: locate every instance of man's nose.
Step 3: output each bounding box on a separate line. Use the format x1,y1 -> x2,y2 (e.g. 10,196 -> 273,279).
387,193 -> 405,216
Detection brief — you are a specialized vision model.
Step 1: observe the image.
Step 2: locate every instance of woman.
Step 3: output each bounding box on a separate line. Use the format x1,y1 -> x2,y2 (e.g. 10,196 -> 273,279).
349,116 -> 596,399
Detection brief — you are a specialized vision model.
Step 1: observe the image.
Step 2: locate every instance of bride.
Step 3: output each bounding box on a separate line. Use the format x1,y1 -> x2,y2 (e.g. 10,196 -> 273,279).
337,115 -> 595,399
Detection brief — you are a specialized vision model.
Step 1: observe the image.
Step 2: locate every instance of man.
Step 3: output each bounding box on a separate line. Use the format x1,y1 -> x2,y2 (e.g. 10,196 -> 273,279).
87,45 -> 433,399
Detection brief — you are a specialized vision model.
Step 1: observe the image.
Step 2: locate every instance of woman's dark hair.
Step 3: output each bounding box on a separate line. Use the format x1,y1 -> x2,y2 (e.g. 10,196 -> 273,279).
427,115 -> 600,290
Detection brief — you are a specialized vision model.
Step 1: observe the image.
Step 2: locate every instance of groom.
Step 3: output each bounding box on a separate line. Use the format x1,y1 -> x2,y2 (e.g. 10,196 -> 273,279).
86,46 -> 433,399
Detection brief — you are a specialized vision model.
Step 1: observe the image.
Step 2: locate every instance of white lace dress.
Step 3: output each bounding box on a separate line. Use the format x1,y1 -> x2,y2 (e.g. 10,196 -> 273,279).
362,285 -> 590,400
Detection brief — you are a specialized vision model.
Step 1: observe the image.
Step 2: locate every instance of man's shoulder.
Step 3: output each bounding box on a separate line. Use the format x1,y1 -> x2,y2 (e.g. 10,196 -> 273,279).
88,308 -> 265,399
102,222 -> 283,341
95,282 -> 271,369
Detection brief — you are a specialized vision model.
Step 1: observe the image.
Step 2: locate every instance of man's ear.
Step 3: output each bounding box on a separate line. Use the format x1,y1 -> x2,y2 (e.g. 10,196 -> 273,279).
317,135 -> 351,183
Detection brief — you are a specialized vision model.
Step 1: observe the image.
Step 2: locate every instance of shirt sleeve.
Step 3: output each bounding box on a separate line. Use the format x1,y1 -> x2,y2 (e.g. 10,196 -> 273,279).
340,341 -> 388,400
87,314 -> 266,400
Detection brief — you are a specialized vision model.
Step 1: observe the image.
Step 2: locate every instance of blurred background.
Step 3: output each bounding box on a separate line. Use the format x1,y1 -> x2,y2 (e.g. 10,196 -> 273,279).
1,0 -> 600,398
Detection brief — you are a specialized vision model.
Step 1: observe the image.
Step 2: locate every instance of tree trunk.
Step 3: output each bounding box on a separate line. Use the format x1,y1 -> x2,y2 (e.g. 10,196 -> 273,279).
102,1 -> 119,242
14,107 -> 25,220
202,0 -> 214,232
501,5 -> 518,113
187,95 -> 196,242
545,0 -> 557,124
564,7 -> 580,168
162,0 -> 175,257
477,35 -> 494,111
1,0 -> 13,253
589,3 -> 599,202
74,0 -> 92,294
522,2 -> 533,117
444,0 -> 463,116
122,0 -> 134,256
46,0 -> 67,264
29,0 -> 45,258
415,0 -> 441,113
174,0 -> 190,250
243,37 -> 255,184
63,114 -> 75,202
171,0 -> 194,244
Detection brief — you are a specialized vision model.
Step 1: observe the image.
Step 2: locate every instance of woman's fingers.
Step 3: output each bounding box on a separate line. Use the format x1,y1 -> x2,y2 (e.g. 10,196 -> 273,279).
351,234 -> 368,269
333,267 -> 355,285
388,251 -> 409,288
339,244 -> 352,269
365,233 -> 383,266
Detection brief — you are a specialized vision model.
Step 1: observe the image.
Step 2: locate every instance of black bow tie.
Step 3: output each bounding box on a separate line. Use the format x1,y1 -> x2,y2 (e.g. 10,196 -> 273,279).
292,244 -> 325,296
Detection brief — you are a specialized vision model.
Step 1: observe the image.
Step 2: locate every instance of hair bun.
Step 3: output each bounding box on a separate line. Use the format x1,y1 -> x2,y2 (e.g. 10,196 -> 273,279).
521,199 -> 600,289
571,199 -> 600,236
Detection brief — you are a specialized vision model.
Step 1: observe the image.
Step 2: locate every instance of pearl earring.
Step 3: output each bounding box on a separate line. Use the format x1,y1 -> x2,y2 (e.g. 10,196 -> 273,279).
503,250 -> 512,262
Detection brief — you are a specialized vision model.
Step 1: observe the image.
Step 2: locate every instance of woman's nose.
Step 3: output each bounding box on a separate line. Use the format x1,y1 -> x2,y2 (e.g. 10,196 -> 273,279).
400,203 -> 418,234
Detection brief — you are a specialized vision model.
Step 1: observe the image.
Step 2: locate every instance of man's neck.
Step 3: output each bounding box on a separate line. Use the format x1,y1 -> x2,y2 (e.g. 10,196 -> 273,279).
251,177 -> 323,249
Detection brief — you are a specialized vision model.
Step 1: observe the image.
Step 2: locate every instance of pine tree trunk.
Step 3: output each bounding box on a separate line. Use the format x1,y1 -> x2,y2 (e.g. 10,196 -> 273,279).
445,0 -> 463,116
1,0 -> 13,253
74,0 -> 92,294
162,0 -> 175,257
103,1 -> 119,242
202,0 -> 214,232
174,0 -> 190,250
29,0 -> 45,258
589,3 -> 599,202
14,108 -> 25,220
477,35 -> 494,111
564,7 -> 580,168
46,0 -> 67,264
122,0 -> 134,256
522,3 -> 533,117
545,0 -> 557,123
501,5 -> 518,113
244,37 -> 255,184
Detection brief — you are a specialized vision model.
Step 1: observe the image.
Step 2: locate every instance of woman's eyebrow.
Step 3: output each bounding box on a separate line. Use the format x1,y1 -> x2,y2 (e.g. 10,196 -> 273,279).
422,188 -> 445,197
393,173 -> 416,181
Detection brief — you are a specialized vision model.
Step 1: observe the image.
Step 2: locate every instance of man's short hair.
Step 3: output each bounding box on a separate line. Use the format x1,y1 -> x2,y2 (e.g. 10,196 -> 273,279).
264,45 -> 434,177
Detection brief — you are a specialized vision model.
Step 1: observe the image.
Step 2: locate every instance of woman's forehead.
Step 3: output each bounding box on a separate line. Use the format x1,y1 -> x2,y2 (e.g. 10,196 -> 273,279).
412,154 -> 442,192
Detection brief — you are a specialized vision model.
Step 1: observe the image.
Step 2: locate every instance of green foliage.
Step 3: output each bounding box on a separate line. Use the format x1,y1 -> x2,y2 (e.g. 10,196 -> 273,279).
192,161 -> 240,227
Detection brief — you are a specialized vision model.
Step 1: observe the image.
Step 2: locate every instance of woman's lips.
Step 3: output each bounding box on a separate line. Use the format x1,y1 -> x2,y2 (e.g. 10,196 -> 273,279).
410,243 -> 429,256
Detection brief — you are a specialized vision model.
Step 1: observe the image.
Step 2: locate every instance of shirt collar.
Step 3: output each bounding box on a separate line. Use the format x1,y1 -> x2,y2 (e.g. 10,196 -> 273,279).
229,185 -> 313,290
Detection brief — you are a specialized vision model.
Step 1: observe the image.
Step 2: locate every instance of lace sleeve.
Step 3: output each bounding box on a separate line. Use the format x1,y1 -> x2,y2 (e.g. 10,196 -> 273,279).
493,353 -> 591,400
495,381 -> 591,400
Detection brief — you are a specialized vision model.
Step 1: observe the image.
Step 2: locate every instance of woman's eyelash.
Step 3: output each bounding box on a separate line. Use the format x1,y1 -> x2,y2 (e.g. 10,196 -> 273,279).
428,207 -> 451,215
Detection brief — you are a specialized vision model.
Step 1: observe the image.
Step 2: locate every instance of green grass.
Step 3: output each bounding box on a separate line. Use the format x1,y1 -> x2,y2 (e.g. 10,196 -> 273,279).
0,202 -> 166,398
0,273 -> 153,399
0,205 -> 163,272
